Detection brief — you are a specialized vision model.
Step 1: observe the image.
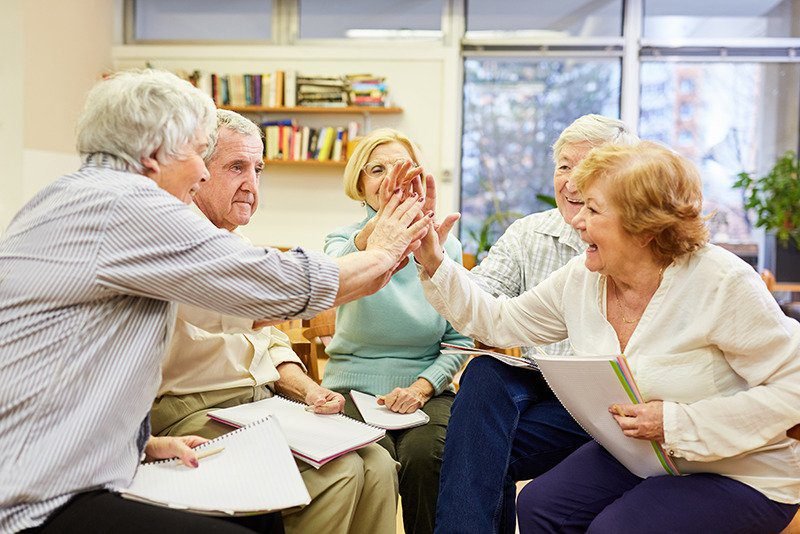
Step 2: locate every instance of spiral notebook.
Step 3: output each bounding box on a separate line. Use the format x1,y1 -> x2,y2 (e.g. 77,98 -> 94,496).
533,354 -> 680,478
208,396 -> 385,469
440,342 -> 539,370
350,390 -> 430,430
116,416 -> 310,516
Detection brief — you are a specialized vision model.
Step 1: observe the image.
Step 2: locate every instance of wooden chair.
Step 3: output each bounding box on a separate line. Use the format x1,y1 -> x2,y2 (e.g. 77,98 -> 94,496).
298,308 -> 337,384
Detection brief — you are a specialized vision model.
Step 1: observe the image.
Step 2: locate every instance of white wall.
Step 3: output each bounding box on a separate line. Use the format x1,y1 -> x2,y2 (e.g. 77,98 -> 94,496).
113,44 -> 459,250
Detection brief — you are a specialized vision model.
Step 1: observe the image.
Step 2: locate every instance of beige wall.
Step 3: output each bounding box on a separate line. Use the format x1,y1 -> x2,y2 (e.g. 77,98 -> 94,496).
23,0 -> 114,154
0,1 -> 24,230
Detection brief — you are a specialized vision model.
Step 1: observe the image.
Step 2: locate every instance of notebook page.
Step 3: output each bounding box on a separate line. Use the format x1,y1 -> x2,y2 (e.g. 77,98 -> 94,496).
534,355 -> 672,478
350,390 -> 429,430
118,416 -> 310,515
209,396 -> 385,466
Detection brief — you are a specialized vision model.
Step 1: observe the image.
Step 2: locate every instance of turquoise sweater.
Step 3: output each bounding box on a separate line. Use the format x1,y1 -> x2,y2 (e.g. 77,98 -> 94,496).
321,206 -> 472,396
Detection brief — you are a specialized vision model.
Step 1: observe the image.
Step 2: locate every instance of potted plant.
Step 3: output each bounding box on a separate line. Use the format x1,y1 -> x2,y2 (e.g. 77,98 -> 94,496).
733,151 -> 800,283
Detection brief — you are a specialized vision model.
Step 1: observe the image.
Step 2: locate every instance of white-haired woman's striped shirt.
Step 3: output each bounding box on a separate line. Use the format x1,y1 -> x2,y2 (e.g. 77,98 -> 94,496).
0,154 -> 338,532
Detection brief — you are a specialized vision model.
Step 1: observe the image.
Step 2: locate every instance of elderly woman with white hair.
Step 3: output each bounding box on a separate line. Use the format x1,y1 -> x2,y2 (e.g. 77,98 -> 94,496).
435,114 -> 638,534
0,71 -> 429,533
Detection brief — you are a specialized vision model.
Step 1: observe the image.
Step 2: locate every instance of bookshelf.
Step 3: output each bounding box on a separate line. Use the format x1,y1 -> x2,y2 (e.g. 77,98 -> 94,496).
220,105 -> 402,131
221,105 -> 403,168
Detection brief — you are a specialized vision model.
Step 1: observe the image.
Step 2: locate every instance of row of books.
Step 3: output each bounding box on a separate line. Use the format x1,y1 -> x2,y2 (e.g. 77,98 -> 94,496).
263,120 -> 359,162
208,71 -> 391,108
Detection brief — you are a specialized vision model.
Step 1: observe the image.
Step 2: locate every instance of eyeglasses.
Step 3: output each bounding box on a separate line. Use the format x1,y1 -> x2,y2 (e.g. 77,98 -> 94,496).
361,159 -> 419,180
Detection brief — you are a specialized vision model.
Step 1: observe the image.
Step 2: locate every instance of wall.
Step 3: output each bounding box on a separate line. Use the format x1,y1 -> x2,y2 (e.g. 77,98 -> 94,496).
0,1 -> 24,230
21,0 -> 115,204
112,44 -> 459,249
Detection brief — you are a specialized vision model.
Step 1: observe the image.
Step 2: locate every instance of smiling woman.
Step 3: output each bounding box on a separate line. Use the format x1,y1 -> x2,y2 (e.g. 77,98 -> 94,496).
413,140 -> 800,534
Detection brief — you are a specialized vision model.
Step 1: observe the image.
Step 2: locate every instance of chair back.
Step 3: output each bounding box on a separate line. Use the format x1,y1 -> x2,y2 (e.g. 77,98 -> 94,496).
300,308 -> 337,383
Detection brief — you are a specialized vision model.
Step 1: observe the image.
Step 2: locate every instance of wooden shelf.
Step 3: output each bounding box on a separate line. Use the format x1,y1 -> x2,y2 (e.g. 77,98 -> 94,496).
264,159 -> 346,168
222,105 -> 402,114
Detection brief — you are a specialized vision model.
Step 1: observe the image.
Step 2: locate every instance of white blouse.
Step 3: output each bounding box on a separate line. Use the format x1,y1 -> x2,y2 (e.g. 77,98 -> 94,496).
421,244 -> 800,503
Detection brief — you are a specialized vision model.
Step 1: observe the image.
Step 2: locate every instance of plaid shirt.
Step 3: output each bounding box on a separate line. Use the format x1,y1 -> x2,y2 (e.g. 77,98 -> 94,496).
468,208 -> 586,357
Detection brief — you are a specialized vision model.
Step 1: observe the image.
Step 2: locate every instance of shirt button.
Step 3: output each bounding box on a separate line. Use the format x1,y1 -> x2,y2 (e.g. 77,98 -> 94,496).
668,449 -> 676,456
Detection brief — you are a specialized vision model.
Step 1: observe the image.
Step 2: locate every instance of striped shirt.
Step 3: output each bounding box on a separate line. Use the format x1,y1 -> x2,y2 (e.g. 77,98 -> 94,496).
0,154 -> 339,532
468,208 -> 586,357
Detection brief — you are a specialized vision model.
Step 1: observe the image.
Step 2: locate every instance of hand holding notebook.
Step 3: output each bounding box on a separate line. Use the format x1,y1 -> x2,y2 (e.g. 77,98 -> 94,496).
116,416 -> 310,516
350,390 -> 430,430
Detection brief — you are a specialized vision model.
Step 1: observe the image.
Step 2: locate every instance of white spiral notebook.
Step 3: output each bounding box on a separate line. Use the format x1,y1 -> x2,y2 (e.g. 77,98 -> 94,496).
209,396 -> 385,469
116,415 -> 311,516
350,390 -> 430,430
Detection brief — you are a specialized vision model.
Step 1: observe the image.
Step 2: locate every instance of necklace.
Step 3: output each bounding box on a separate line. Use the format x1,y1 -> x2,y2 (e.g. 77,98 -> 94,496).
611,267 -> 664,325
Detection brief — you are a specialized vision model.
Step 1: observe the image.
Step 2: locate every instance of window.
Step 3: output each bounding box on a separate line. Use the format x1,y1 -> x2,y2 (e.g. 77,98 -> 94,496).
640,62 -> 800,246
466,0 -> 623,38
460,58 -> 621,252
643,0 -> 798,39
130,0 -> 272,42
298,0 -> 442,40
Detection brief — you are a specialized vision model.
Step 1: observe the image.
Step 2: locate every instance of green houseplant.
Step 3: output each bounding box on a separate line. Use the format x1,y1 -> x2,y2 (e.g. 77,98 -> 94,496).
733,150 -> 800,282
733,150 -> 800,247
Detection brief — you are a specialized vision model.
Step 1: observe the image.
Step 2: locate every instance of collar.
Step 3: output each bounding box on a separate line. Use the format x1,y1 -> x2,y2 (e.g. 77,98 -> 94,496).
81,152 -> 136,173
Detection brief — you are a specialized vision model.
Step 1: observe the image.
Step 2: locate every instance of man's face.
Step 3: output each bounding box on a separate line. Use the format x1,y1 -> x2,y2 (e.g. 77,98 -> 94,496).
194,128 -> 264,231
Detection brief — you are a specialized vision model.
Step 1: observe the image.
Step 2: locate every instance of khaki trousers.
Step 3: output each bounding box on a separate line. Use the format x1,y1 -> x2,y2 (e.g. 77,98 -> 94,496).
152,386 -> 399,534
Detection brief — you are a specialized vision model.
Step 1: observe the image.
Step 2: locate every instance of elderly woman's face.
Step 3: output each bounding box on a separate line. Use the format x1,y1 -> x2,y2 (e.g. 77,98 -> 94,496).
360,141 -> 414,210
147,130 -> 211,204
553,141 -> 594,224
571,179 -> 636,276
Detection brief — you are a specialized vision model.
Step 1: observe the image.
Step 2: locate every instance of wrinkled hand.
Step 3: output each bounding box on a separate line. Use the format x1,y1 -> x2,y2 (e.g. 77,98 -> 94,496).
144,435 -> 208,468
367,190 -> 431,266
414,211 -> 460,277
610,401 -> 664,442
378,386 -> 432,414
306,386 -> 346,414
379,160 -> 423,209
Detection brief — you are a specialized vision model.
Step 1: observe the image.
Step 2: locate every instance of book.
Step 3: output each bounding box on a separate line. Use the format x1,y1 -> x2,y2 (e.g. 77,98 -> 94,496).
440,342 -> 538,370
209,396 -> 385,469
350,390 -> 430,430
115,416 -> 310,516
532,354 -> 680,478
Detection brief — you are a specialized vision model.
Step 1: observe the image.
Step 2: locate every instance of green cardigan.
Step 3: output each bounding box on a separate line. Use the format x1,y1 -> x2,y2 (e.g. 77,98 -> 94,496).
321,206 -> 472,396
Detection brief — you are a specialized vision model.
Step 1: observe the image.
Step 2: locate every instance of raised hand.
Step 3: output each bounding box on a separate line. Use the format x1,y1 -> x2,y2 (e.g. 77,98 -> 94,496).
367,190 -> 431,266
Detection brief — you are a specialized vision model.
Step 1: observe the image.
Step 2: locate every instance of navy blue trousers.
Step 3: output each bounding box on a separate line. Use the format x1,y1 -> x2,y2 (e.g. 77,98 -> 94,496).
517,441 -> 799,534
435,357 -> 590,534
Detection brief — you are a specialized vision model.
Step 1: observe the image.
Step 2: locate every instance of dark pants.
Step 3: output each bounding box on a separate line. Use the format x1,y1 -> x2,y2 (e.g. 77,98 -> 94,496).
337,388 -> 455,534
435,357 -> 591,534
29,490 -> 284,533
517,440 -> 800,533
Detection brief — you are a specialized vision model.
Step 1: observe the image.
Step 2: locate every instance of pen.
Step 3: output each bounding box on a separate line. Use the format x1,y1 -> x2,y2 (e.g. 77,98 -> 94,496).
194,446 -> 225,461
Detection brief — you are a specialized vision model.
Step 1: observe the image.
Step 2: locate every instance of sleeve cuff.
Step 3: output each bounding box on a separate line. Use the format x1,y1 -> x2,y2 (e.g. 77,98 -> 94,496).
419,368 -> 450,396
662,400 -> 682,458
302,249 -> 339,318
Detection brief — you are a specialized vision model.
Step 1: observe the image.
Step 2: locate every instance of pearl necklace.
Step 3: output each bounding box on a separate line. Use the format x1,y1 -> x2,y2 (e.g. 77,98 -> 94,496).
611,267 -> 664,325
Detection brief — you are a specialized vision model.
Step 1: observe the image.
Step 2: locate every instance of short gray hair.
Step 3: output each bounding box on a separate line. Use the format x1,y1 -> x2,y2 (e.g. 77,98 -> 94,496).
205,109 -> 264,164
552,114 -> 638,162
76,69 -> 216,173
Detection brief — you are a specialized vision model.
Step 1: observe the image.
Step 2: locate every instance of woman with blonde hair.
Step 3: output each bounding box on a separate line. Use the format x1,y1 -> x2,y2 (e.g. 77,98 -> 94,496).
414,141 -> 800,533
322,128 -> 473,534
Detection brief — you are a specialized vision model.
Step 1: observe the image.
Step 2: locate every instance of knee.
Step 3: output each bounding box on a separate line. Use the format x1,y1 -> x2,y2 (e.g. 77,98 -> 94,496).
515,480 -> 557,533
322,451 -> 366,493
397,428 -> 445,478
459,356 -> 504,391
361,444 -> 399,488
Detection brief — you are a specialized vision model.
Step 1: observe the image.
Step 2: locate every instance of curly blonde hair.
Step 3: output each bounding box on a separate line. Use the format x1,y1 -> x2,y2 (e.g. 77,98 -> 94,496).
572,141 -> 709,263
342,128 -> 423,202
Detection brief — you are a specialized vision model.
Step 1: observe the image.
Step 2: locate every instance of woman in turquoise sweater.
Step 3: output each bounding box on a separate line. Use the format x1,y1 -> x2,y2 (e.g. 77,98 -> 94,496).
322,128 -> 472,534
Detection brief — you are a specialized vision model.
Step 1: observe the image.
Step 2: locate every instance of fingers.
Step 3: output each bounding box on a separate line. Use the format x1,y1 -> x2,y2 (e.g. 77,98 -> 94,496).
171,440 -> 199,468
382,388 -> 422,414
436,213 -> 460,244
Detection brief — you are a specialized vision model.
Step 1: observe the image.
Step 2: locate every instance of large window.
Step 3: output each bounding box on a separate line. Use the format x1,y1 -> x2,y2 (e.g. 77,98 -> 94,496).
640,62 -> 800,245
298,0 -> 442,40
460,58 -> 621,251
459,0 -> 800,258
130,0 -> 273,42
